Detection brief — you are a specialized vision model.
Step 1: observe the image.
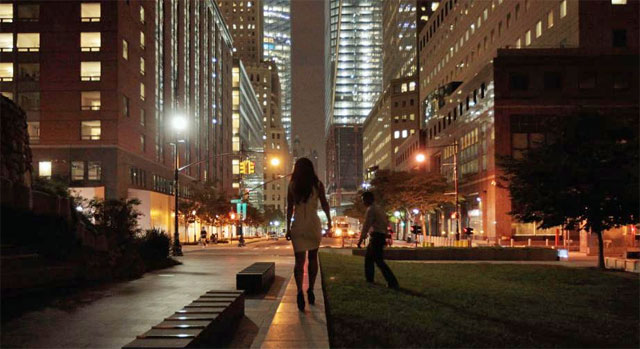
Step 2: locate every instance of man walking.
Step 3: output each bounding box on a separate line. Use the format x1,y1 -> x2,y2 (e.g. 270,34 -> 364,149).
357,192 -> 399,289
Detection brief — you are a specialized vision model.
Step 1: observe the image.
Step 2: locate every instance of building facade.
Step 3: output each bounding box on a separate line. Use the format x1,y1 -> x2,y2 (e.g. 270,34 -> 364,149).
417,0 -> 639,241
362,76 -> 420,180
217,0 -> 263,62
232,58 -> 264,210
0,0 -> 235,239
263,0 -> 291,144
325,0 -> 383,207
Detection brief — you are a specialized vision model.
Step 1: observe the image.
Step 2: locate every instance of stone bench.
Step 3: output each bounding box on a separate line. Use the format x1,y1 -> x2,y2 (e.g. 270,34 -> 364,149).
605,257 -> 640,273
122,290 -> 244,349
236,262 -> 275,294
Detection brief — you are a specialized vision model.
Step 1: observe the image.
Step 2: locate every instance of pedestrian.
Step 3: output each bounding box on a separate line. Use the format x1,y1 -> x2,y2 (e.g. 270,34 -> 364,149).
357,192 -> 399,289
286,157 -> 332,311
200,227 -> 207,248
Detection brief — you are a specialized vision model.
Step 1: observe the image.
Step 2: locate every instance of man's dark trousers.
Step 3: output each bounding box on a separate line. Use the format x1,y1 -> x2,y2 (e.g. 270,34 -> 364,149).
365,232 -> 399,287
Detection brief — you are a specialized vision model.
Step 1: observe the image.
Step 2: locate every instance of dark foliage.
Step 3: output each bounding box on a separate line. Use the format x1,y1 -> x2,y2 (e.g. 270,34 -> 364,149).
500,112 -> 639,268
137,228 -> 171,268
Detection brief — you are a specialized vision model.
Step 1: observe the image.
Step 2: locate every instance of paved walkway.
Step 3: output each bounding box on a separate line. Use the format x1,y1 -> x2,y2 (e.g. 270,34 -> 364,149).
252,266 -> 330,348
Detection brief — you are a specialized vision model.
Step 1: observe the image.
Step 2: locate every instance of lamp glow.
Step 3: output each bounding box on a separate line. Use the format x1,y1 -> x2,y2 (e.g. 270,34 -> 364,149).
415,153 -> 426,163
171,115 -> 188,131
270,157 -> 281,167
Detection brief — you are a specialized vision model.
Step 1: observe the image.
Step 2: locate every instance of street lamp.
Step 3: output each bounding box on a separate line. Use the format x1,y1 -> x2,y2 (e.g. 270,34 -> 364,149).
269,156 -> 281,167
171,114 -> 187,256
415,153 -> 426,163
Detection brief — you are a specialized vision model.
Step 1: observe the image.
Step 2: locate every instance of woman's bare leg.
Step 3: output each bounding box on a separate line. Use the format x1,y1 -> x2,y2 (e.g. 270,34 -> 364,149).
307,249 -> 319,291
294,251 -> 306,293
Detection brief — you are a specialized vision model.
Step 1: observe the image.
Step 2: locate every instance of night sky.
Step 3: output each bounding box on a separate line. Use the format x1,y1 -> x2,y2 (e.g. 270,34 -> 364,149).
291,0 -> 326,179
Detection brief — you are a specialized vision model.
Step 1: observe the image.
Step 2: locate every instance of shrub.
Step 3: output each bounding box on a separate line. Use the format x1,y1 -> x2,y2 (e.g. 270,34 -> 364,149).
137,228 -> 170,266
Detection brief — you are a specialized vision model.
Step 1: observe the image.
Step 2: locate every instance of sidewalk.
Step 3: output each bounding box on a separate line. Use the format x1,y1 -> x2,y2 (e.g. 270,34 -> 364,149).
252,265 -> 330,348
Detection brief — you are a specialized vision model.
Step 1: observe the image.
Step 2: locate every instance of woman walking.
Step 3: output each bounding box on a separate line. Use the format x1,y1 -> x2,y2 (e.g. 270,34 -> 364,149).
286,158 -> 332,311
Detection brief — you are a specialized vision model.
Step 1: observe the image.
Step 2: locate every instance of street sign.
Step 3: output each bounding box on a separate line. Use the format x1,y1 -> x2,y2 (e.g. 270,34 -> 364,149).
230,199 -> 242,204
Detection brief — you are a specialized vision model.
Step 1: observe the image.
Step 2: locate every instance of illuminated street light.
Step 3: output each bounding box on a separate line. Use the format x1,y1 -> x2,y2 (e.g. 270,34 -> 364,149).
171,114 -> 188,132
412,208 -> 419,215
270,157 -> 281,167
415,153 -> 426,163
394,211 -> 401,218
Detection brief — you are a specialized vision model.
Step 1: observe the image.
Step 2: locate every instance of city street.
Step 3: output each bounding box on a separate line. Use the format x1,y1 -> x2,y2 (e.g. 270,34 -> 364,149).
1,238 -> 337,348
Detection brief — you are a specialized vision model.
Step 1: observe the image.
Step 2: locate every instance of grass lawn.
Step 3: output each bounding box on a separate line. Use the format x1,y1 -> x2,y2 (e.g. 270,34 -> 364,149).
320,252 -> 639,348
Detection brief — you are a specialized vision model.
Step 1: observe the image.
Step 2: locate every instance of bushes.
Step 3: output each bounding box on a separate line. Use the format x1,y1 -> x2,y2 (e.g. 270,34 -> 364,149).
137,228 -> 171,269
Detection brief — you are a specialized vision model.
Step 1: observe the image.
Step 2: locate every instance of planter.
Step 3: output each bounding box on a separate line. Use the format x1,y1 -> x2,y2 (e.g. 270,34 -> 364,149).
352,247 -> 558,261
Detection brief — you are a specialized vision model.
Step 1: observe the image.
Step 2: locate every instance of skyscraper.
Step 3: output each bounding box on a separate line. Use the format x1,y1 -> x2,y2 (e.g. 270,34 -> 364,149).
263,0 -> 291,145
325,0 -> 383,207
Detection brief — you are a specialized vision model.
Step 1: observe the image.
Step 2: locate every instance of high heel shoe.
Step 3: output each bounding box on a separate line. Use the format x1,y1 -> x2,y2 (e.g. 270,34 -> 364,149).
297,291 -> 305,311
307,290 -> 315,305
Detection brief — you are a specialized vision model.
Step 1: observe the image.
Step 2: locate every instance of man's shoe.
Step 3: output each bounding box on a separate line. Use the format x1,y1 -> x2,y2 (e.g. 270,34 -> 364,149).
307,290 -> 315,305
297,291 -> 305,311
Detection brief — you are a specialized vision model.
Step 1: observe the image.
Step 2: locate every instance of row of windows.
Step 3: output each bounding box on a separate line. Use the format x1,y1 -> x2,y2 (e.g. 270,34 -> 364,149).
429,82 -> 487,140
393,113 -> 416,123
509,71 -> 632,91
37,160 -> 101,181
0,2 -> 147,24
393,128 -> 415,140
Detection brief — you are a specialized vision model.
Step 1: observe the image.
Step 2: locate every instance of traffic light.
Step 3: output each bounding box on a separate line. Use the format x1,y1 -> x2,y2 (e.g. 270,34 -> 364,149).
230,211 -> 236,220
248,161 -> 255,174
411,225 -> 422,235
239,161 -> 246,174
463,227 -> 474,235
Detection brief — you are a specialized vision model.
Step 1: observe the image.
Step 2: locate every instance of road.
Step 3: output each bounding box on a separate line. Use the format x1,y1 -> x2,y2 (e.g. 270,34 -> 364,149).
1,238 -> 338,348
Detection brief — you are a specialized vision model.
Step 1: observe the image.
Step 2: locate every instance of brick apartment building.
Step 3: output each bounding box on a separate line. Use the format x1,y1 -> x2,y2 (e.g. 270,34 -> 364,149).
0,0 -> 235,238
412,0 -> 638,241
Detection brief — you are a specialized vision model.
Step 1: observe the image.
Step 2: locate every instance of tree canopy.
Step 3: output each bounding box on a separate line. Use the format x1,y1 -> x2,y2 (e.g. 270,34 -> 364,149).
500,112 -> 638,268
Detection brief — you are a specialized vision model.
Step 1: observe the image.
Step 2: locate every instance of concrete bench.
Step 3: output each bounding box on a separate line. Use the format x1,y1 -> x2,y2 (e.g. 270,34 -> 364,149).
236,262 -> 275,294
122,290 -> 244,349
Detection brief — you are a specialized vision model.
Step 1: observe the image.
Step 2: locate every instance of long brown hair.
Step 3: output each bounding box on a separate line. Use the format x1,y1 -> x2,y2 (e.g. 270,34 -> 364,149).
290,157 -> 319,204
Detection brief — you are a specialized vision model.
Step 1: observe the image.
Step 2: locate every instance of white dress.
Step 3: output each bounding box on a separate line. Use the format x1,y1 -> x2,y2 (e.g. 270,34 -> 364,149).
289,184 -> 322,253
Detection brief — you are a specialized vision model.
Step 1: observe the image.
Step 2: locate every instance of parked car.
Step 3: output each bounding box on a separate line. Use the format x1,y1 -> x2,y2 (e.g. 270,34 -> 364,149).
268,231 -> 279,240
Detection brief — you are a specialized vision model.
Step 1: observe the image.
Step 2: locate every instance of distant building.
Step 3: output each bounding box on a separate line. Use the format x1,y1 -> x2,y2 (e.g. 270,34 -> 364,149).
0,0 -> 235,238
362,76 -> 420,180
263,0 -> 292,144
219,2 -> 290,217
417,0 -> 639,241
232,59 -> 264,210
325,0 -> 383,207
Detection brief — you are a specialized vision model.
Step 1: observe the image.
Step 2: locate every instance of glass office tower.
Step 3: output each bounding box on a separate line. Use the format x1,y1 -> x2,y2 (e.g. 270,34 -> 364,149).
263,0 -> 292,144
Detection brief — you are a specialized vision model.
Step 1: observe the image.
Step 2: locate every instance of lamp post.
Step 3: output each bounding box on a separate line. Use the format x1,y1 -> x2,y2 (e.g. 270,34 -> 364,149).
171,115 -> 187,256
415,140 -> 461,240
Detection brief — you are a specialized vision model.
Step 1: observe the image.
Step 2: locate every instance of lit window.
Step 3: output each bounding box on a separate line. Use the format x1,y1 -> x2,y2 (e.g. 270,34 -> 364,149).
81,91 -> 101,110
123,96 -> 130,117
548,11 -> 554,28
122,39 -> 128,59
39,161 -> 52,178
516,38 -> 522,49
71,161 -> 85,180
401,83 -> 407,92
140,82 -> 145,101
0,33 -> 12,51
1,91 -> 13,100
140,57 -> 145,75
410,114 -> 415,121
525,30 -> 532,46
81,120 -> 101,140
17,33 -> 40,52
88,161 -> 101,180
80,61 -> 101,81
232,159 -> 240,174
394,131 -> 400,139
18,63 -> 39,81
402,130 -> 408,138
140,31 -> 145,49
140,135 -> 145,152
81,32 -> 100,51
611,0 -> 627,4
560,0 -> 567,18
27,122 -> 40,143
536,21 -> 542,37
0,3 -> 13,22
0,63 -> 13,82
81,3 -> 101,22
139,5 -> 145,24
409,81 -> 416,91
17,4 -> 39,21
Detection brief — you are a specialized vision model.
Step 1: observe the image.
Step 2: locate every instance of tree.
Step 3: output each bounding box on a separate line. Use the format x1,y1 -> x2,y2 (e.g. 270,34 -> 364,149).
88,198 -> 142,247
500,112 -> 638,269
244,204 -> 265,227
263,206 -> 285,229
